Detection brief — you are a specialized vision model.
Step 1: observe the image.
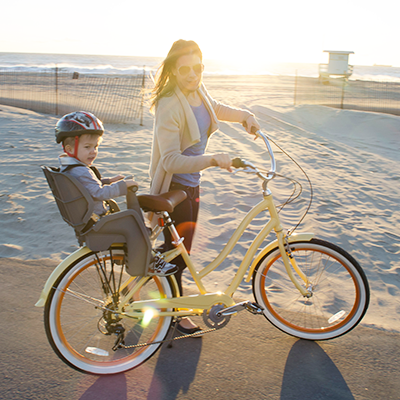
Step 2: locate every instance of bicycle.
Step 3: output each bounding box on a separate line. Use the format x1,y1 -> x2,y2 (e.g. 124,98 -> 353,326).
36,130 -> 369,375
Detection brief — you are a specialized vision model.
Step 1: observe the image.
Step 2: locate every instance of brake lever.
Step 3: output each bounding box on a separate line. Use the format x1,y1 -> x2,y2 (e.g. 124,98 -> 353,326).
231,166 -> 256,175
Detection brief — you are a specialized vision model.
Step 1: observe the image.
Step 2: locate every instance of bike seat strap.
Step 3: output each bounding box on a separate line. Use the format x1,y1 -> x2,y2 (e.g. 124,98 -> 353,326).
137,190 -> 187,213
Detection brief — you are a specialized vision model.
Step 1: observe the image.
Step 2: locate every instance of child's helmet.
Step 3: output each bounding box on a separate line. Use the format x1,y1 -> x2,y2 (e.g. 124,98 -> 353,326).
55,111 -> 104,143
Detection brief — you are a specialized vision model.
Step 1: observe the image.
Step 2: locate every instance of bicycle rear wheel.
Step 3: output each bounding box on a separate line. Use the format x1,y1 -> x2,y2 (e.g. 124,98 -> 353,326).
44,248 -> 175,374
252,238 -> 369,340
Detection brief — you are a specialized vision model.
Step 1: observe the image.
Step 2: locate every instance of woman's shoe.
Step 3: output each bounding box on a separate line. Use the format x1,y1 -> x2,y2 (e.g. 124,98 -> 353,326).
176,323 -> 203,337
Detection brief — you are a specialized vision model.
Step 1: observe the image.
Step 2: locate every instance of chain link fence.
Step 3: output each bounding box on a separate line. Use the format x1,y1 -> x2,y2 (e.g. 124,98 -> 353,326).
2,69 -> 400,120
294,76 -> 400,116
0,67 -> 146,124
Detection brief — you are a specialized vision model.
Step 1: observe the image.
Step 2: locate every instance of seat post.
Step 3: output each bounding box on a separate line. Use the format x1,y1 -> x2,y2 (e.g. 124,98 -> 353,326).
162,211 -> 184,246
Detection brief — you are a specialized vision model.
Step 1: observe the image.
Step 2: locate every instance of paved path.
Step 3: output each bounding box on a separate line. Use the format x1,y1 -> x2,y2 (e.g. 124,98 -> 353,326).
1,258 -> 399,400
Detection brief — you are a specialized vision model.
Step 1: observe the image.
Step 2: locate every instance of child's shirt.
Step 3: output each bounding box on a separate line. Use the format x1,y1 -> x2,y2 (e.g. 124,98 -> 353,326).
59,154 -> 127,216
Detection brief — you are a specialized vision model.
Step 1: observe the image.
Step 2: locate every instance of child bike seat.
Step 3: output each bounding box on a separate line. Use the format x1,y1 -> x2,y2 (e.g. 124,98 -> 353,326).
41,166 -> 152,276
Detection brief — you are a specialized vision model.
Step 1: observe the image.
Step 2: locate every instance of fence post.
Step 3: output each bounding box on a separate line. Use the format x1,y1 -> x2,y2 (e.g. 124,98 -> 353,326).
340,78 -> 346,109
140,66 -> 145,126
55,64 -> 58,115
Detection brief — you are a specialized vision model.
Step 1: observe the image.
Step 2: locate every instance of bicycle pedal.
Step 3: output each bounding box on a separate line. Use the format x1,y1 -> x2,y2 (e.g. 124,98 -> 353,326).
245,302 -> 264,315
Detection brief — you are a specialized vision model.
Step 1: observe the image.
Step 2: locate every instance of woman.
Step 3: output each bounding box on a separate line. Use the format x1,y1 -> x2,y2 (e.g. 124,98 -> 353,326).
149,39 -> 260,334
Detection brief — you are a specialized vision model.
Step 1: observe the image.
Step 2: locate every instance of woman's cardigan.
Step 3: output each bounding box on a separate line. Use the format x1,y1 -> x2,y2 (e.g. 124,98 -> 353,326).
149,83 -> 253,198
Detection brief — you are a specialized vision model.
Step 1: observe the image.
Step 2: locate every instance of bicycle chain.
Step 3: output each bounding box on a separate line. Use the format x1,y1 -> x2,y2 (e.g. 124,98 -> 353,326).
57,287 -> 221,350
115,327 -> 218,350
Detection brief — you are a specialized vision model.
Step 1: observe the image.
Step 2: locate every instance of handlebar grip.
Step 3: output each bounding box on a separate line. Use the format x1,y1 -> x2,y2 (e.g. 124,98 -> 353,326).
128,185 -> 139,193
126,186 -> 144,221
232,157 -> 246,168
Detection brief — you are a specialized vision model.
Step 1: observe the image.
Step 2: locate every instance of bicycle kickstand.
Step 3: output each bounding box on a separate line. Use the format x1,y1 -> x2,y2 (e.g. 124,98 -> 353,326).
166,317 -> 182,348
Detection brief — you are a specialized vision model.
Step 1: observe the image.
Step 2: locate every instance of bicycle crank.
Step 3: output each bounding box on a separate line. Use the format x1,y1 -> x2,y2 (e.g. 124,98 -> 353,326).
216,301 -> 264,317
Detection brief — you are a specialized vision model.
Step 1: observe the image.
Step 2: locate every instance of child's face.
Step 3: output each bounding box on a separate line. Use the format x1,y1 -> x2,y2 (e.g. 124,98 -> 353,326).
76,134 -> 101,166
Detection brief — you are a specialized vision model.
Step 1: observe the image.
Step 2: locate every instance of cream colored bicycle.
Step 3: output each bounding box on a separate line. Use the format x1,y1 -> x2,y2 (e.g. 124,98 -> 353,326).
36,130 -> 369,375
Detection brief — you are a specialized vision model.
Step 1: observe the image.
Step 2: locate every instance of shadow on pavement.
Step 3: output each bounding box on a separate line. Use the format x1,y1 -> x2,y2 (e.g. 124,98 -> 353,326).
76,337 -> 202,400
147,337 -> 203,399
79,374 -> 128,400
281,340 -> 354,400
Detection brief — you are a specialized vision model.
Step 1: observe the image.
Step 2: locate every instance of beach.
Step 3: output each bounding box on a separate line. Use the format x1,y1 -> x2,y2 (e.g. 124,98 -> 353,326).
1,74 -> 400,339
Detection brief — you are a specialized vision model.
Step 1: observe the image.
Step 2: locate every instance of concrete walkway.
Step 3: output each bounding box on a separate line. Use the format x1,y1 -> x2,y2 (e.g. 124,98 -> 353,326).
1,258 -> 399,400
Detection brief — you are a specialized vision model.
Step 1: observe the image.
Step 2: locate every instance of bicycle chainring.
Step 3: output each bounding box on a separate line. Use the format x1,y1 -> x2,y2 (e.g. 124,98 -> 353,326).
202,303 -> 231,329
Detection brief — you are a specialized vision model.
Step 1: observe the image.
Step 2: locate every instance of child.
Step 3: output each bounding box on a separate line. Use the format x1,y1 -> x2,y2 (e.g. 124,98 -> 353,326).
55,111 -> 178,277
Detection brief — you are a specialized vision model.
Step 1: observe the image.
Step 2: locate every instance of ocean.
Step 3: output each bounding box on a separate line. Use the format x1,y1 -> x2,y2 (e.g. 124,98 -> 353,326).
1,52 -> 400,82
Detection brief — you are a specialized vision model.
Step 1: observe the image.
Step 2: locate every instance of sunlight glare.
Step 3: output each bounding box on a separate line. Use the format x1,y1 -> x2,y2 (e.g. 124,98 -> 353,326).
141,308 -> 156,327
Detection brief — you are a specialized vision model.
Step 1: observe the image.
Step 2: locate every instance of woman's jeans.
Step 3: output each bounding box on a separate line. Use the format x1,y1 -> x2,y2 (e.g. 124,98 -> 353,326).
163,182 -> 200,295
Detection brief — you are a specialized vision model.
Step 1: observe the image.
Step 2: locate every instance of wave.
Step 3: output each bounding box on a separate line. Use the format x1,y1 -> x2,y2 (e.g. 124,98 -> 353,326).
1,53 -> 400,82
0,64 -> 155,75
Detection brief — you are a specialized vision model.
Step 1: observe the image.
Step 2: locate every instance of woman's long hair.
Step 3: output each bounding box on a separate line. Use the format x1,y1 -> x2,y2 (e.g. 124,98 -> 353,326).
150,40 -> 202,112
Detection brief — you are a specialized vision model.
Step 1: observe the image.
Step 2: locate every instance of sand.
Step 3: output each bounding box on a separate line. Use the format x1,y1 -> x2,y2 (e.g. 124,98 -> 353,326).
1,76 -> 399,334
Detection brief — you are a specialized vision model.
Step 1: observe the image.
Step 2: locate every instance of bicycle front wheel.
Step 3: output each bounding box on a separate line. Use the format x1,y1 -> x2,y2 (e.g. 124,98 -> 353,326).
252,238 -> 369,340
44,248 -> 175,374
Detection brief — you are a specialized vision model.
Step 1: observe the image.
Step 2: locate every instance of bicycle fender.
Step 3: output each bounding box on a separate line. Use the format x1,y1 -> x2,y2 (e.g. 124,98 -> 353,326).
35,246 -> 93,307
245,232 -> 314,283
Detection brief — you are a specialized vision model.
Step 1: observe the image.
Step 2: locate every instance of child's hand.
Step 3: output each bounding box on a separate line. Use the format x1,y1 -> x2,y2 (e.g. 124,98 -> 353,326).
125,179 -> 139,190
109,174 -> 125,183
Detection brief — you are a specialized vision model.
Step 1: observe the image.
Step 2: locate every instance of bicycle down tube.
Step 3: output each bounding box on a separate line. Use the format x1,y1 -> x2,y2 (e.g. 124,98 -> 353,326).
121,192 -> 310,318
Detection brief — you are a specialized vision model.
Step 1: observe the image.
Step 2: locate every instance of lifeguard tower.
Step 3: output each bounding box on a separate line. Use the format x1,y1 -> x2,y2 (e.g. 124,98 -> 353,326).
319,50 -> 354,81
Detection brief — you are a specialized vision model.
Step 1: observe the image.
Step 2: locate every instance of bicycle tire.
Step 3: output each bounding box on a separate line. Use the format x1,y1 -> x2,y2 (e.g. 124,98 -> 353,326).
44,248 -> 175,374
252,238 -> 369,340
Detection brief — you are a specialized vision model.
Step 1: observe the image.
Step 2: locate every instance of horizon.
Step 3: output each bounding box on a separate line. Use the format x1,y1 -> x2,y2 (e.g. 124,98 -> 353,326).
0,51 -> 395,69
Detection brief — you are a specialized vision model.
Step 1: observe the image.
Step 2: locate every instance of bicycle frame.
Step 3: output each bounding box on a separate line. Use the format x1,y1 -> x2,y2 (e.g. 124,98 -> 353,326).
120,189 -> 314,319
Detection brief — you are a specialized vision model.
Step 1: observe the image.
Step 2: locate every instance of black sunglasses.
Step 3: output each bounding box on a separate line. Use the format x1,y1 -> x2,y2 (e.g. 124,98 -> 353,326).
177,63 -> 204,76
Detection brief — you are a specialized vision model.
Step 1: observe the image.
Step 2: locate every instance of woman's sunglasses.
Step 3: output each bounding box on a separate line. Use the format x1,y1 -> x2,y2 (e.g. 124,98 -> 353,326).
177,63 -> 204,76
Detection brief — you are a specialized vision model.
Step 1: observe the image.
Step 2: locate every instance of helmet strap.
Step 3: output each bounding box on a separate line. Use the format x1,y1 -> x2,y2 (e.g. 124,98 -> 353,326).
63,136 -> 81,161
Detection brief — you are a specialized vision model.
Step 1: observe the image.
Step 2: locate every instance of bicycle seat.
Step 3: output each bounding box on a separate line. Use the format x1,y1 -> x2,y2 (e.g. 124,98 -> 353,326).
137,190 -> 187,213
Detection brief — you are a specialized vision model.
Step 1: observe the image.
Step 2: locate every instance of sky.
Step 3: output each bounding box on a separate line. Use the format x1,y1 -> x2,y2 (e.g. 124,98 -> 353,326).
1,0 -> 400,67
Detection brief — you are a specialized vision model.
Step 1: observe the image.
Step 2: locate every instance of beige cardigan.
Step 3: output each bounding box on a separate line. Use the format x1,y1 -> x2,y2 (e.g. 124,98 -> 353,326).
149,83 -> 253,197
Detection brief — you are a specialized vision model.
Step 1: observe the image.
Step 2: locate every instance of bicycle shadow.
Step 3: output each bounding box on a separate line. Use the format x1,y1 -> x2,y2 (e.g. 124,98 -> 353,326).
77,338 -> 202,400
78,374 -> 128,400
146,337 -> 203,399
280,340 -> 354,400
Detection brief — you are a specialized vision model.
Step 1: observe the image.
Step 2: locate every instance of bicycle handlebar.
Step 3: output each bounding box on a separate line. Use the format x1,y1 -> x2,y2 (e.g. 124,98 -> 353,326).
254,129 -> 276,178
233,127 -> 276,181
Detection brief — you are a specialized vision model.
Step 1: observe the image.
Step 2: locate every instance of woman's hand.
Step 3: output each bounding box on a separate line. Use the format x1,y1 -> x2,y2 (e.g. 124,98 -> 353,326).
211,153 -> 232,172
243,114 -> 260,135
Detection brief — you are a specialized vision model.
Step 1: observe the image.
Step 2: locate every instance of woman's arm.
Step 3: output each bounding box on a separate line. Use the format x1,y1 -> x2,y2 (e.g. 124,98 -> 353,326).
201,84 -> 260,133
